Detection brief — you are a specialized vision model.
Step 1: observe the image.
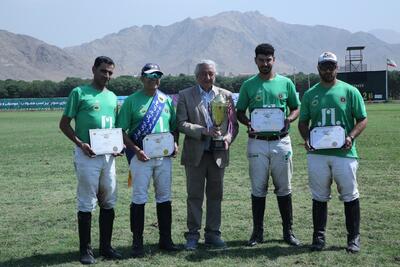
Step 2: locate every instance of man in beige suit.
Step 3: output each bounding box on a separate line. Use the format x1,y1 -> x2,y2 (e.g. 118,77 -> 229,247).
177,59 -> 239,250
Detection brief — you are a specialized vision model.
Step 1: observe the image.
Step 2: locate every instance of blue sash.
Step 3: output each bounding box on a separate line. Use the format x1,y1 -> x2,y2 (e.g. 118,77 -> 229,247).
125,90 -> 167,163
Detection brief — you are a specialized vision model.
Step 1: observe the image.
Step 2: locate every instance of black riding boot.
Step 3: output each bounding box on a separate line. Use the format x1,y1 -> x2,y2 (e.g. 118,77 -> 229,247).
247,195 -> 265,246
277,194 -> 301,246
344,198 -> 361,253
99,208 -> 122,259
311,200 -> 327,251
130,203 -> 145,258
78,211 -> 96,265
157,201 -> 179,251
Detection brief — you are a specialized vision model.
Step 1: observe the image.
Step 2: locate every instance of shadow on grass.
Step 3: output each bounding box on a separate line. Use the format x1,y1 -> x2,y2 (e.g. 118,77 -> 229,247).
0,242 -> 345,266
0,246 -> 127,267
184,240 -> 345,262
0,244 -> 183,267
0,251 -> 78,267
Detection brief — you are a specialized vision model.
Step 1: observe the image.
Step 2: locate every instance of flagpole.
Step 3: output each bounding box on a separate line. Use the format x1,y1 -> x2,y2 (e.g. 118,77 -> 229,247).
386,58 -> 388,102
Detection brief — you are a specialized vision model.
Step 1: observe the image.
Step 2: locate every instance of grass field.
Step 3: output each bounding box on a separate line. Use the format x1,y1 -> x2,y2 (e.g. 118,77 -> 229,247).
0,103 -> 399,267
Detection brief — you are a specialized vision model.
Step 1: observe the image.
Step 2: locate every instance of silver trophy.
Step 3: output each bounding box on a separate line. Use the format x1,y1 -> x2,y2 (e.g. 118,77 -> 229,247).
210,94 -> 228,151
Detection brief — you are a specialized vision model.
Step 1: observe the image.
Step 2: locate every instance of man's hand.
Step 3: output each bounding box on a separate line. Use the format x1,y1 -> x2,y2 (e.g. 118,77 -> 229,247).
304,139 -> 315,152
202,127 -> 222,138
281,118 -> 290,134
246,121 -> 256,134
135,149 -> 150,162
80,143 -> 96,157
342,136 -> 353,150
171,142 -> 179,158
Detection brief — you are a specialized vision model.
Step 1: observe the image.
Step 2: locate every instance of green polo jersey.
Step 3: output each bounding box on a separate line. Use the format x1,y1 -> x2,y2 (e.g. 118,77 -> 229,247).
236,74 -> 300,136
63,84 -> 118,144
116,89 -> 176,136
299,80 -> 367,158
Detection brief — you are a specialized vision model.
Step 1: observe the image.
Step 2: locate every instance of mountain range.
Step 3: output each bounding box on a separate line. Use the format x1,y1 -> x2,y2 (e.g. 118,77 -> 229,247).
368,29 -> 400,44
1,11 -> 399,81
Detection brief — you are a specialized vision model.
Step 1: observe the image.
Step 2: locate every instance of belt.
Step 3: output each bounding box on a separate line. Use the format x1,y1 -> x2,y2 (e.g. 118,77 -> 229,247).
248,133 -> 288,141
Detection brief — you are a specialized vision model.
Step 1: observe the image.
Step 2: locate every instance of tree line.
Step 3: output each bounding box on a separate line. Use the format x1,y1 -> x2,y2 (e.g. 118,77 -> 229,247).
1,71 -> 399,99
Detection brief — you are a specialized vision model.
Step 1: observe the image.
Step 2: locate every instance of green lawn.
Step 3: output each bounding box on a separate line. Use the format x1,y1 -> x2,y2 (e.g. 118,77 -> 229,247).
0,104 -> 399,266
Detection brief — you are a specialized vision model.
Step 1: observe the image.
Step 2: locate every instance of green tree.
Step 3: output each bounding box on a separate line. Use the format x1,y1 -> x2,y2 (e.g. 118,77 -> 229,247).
0,81 -> 8,98
57,77 -> 87,97
1,71 -> 400,99
108,76 -> 143,96
4,80 -> 22,98
32,80 -> 58,98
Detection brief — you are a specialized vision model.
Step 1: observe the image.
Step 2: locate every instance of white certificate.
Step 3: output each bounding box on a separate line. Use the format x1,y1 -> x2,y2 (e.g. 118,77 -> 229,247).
143,132 -> 174,158
89,128 -> 124,155
251,108 -> 285,132
310,126 -> 345,150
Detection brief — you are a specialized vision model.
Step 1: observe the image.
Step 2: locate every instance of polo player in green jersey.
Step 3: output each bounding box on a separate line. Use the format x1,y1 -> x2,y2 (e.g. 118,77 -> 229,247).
236,44 -> 301,247
60,56 -> 122,264
298,52 -> 367,253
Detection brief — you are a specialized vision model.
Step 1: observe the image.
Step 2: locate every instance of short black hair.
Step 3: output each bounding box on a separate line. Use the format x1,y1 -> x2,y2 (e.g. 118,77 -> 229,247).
93,56 -> 115,68
255,43 -> 275,57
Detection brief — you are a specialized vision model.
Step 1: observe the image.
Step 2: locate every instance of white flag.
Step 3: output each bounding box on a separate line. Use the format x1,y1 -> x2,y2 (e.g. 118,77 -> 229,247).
387,58 -> 397,68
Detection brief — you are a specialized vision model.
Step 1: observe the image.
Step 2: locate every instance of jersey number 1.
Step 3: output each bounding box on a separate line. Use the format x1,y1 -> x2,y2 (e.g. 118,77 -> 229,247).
320,108 -> 336,126
101,116 -> 113,129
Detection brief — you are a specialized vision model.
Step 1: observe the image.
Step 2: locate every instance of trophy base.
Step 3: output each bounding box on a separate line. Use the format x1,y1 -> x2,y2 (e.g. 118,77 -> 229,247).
210,139 -> 226,151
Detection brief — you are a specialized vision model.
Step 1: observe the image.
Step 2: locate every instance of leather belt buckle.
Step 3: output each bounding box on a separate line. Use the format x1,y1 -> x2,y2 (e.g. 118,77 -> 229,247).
248,133 -> 287,141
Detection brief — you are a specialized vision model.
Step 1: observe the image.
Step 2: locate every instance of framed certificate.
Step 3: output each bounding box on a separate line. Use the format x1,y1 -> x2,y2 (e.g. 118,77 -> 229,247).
251,108 -> 285,132
143,132 -> 174,158
310,126 -> 345,150
89,128 -> 124,155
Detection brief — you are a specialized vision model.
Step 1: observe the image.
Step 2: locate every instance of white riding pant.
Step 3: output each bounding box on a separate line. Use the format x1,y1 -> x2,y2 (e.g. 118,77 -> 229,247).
74,147 -> 117,212
130,156 -> 172,204
307,154 -> 359,202
247,136 -> 293,197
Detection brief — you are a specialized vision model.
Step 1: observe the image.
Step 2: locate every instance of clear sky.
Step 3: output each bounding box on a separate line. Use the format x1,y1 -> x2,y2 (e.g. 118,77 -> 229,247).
0,0 -> 398,48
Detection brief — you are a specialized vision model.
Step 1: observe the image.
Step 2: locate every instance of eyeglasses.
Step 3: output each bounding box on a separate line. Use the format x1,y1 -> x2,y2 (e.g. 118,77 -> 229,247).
318,63 -> 337,71
143,72 -> 162,80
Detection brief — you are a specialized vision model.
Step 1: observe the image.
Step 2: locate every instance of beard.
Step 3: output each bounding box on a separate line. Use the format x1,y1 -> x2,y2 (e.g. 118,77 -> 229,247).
318,70 -> 336,83
259,65 -> 272,75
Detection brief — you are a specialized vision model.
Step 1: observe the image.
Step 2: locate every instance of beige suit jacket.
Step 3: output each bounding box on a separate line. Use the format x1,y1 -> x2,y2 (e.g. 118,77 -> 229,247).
176,85 -> 239,168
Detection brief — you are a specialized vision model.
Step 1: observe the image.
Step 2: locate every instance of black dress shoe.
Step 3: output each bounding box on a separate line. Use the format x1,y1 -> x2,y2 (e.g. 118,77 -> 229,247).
159,240 -> 180,251
205,236 -> 227,249
310,241 -> 324,251
80,248 -> 96,265
100,246 -> 122,259
310,233 -> 325,251
247,232 -> 263,247
185,238 -> 198,250
131,242 -> 145,258
284,231 -> 301,246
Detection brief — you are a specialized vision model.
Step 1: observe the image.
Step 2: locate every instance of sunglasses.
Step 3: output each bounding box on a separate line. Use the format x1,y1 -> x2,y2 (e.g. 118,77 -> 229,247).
143,72 -> 162,80
318,63 -> 337,71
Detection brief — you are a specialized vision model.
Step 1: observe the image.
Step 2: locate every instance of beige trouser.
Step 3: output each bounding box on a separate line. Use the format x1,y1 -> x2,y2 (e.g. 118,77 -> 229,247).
247,136 -> 293,197
184,152 -> 225,240
307,154 -> 359,202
